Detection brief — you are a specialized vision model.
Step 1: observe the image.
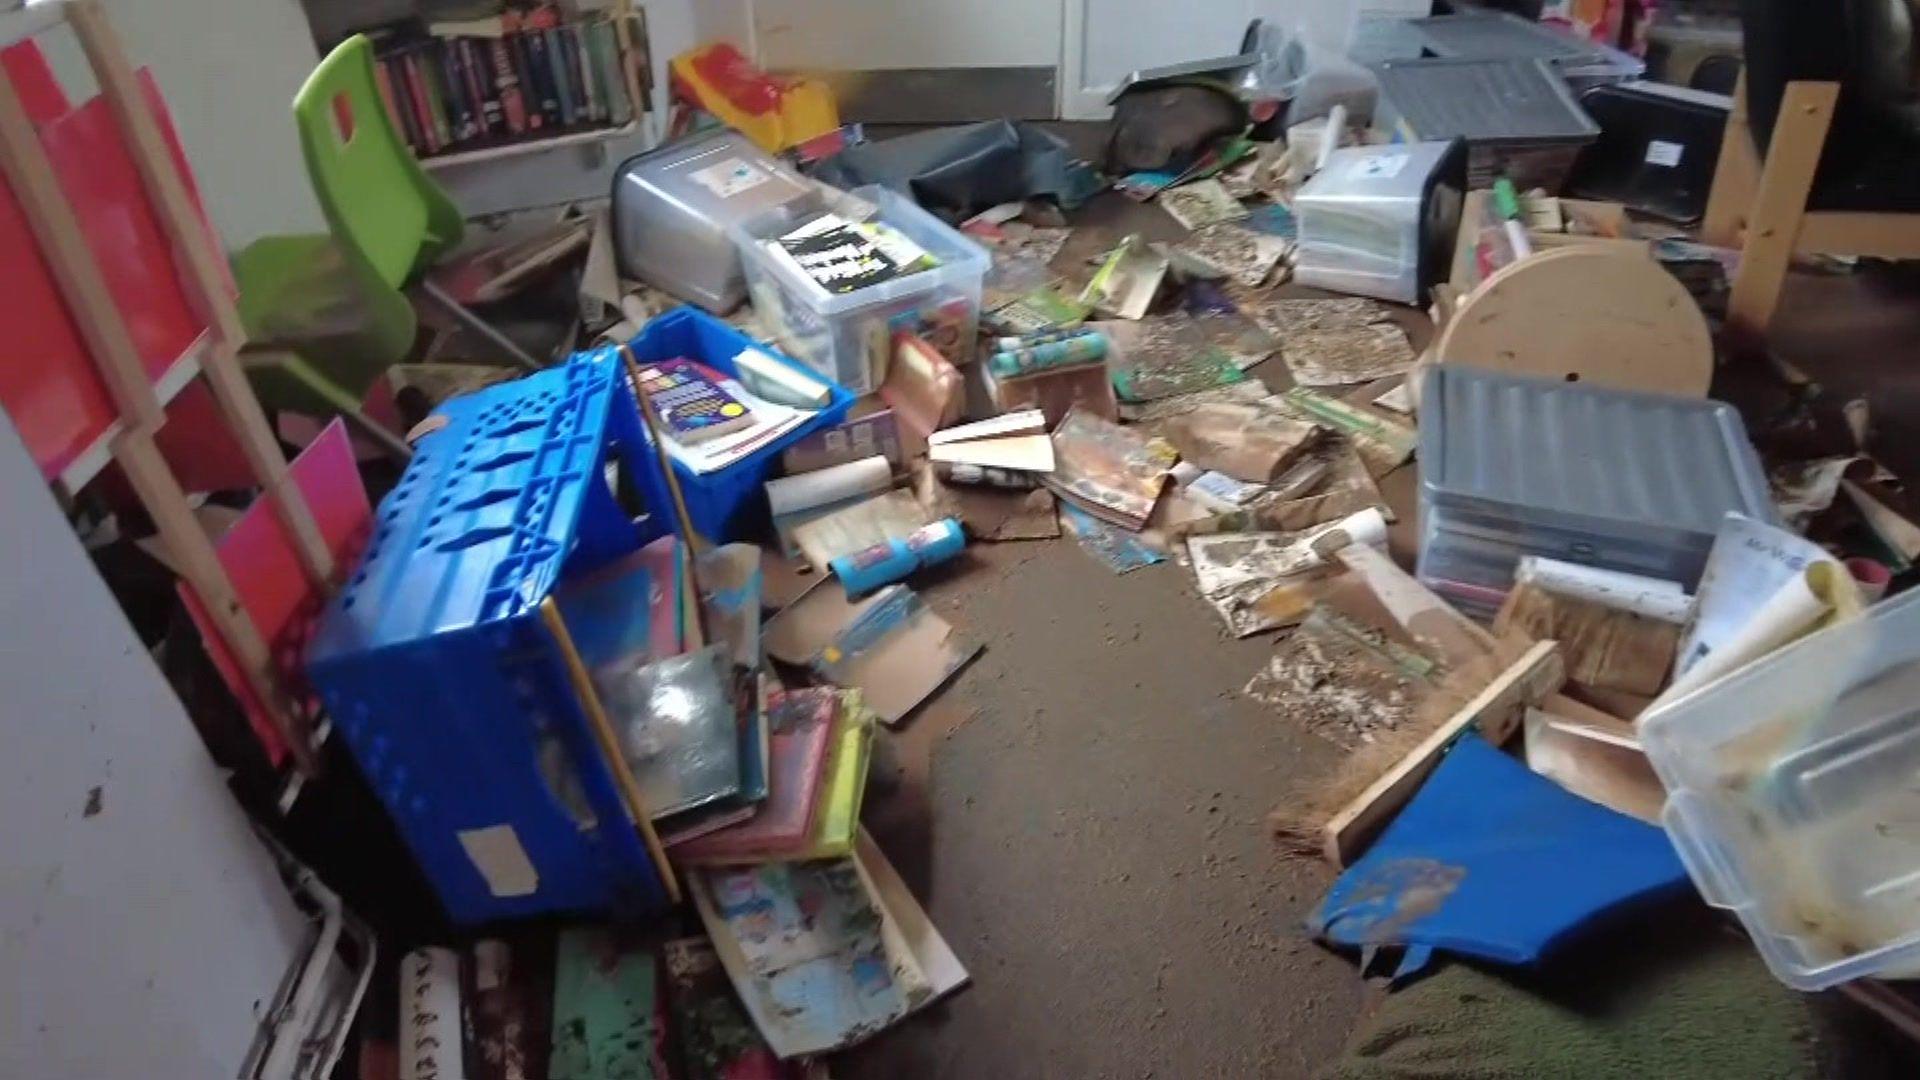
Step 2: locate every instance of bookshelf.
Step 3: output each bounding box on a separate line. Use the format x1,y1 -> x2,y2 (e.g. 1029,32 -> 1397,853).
304,0 -> 654,168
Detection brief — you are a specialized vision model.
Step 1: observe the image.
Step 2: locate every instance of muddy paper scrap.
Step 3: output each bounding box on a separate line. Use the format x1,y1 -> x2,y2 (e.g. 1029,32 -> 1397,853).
1280,322 -> 1416,387
1186,510 -> 1386,636
812,585 -> 980,726
792,489 -> 934,572
1245,609 -> 1434,748
1061,501 -> 1165,574
1175,224 -> 1291,289
1160,179 -> 1251,231
1164,402 -> 1324,483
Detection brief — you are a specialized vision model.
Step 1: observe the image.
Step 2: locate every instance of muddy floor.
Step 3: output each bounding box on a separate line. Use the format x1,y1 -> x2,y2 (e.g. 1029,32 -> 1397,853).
840,533 -> 1369,1079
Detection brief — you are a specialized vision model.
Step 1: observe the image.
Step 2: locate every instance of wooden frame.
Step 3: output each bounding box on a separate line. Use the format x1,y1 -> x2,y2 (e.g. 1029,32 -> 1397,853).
1703,74 -> 1920,346
0,0 -> 333,773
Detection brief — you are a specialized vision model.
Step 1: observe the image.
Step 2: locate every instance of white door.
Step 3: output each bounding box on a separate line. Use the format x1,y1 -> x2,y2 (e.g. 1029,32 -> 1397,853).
1059,0 -> 1266,120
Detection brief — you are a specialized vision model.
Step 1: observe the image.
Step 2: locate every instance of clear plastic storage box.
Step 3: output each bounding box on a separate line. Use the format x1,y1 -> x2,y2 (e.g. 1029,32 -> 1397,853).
730,184 -> 990,394
1640,587 -> 1920,989
611,129 -> 817,313
1417,366 -> 1776,610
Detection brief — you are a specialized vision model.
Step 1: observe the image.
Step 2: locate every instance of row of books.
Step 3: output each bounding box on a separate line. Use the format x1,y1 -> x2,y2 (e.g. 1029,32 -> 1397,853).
372,16 -> 636,159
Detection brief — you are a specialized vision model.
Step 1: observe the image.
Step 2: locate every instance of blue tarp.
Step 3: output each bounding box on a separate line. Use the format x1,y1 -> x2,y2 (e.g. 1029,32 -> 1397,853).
1310,733 -> 1690,979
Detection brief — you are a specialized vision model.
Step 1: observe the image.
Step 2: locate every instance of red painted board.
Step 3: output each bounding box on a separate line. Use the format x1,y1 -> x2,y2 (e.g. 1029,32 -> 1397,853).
0,41 -> 231,482
180,419 -> 370,765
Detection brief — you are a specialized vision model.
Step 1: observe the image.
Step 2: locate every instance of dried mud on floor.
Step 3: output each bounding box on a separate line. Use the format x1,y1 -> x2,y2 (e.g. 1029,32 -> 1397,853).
840,539 -> 1368,1079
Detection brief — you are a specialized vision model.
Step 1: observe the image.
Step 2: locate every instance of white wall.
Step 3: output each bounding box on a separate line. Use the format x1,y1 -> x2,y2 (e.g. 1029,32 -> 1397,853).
36,0 -> 326,249
0,405 -> 312,1077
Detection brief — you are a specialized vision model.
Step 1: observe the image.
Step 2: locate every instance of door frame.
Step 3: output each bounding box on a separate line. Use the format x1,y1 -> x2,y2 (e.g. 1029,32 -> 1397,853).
1057,0 -> 1117,120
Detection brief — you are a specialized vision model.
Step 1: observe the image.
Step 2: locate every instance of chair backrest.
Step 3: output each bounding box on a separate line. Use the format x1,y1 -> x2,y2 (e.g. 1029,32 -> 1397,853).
292,35 -> 463,289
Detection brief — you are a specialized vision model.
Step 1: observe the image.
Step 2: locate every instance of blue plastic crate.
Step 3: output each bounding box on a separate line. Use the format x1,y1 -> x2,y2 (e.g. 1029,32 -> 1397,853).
622,307 -> 854,543
307,347 -> 676,926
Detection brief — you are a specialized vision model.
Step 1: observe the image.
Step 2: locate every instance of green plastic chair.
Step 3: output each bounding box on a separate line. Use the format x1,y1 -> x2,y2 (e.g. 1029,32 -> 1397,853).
232,34 -> 541,454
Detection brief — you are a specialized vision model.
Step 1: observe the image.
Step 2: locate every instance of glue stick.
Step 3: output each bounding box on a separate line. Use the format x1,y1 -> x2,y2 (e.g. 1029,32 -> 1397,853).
831,519 -> 966,596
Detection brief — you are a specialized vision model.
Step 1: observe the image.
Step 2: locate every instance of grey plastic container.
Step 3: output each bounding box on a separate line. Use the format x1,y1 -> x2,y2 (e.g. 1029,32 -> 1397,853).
1292,140 -> 1467,304
1416,366 -> 1777,601
611,129 -> 816,313
1373,57 -> 1600,190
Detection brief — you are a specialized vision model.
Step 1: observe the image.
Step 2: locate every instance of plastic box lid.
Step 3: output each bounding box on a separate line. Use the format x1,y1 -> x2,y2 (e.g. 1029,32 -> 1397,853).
1640,587 -> 1920,989
1408,11 -> 1646,88
1418,366 -> 1776,584
1377,56 -> 1600,147
730,184 -> 991,317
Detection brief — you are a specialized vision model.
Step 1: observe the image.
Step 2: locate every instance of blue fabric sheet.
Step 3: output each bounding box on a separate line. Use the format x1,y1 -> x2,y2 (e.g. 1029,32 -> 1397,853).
1310,733 -> 1690,977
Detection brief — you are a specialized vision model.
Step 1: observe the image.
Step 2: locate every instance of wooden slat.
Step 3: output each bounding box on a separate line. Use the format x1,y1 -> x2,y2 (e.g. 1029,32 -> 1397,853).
0,71 -> 162,433
1725,81 -> 1837,344
1701,71 -> 1759,248
1321,640 -> 1564,866
1796,211 -> 1920,259
539,600 -> 682,905
114,430 -> 318,773
67,0 -> 335,586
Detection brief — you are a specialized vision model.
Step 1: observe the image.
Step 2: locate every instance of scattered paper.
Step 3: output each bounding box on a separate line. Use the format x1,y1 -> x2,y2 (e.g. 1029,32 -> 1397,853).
1245,610 -> 1432,748
1175,224 -> 1290,288
1043,407 -> 1174,530
812,585 -> 980,726
1159,179 -> 1250,231
1373,381 -> 1414,415
1668,514 -> 1860,701
688,856 -> 924,1059
1060,501 -> 1165,574
792,490 -> 933,572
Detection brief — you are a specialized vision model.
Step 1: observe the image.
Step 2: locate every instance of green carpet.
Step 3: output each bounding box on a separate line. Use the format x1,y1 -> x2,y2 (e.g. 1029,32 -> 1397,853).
1320,909 -> 1836,1080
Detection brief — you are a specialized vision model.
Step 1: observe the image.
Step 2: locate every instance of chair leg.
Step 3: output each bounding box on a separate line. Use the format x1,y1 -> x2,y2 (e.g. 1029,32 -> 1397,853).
419,279 -> 546,371
1725,81 -> 1839,349
1702,72 -> 1760,247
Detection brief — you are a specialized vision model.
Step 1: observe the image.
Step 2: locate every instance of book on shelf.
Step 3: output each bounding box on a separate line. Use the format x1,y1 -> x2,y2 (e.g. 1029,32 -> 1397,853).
366,6 -> 641,162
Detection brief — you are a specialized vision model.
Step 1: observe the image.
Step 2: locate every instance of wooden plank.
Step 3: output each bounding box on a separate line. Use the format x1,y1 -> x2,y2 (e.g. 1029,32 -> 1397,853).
1321,639 -> 1564,866
67,0 -> 336,585
539,598 -> 682,905
1725,80 -> 1837,345
1796,211 -> 1920,259
0,71 -> 162,433
609,0 -> 650,131
618,343 -> 708,647
1701,72 -> 1758,248
113,430 -> 318,773
1331,541 -> 1496,669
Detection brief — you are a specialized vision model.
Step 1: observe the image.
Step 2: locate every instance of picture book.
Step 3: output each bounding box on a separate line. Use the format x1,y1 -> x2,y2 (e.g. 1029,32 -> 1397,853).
769,213 -> 939,295
1042,407 -> 1173,530
638,358 -> 758,446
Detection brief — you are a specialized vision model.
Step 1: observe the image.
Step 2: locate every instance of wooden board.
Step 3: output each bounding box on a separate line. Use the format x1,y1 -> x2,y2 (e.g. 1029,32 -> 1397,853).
1436,246 -> 1712,397
1321,639 -> 1564,866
